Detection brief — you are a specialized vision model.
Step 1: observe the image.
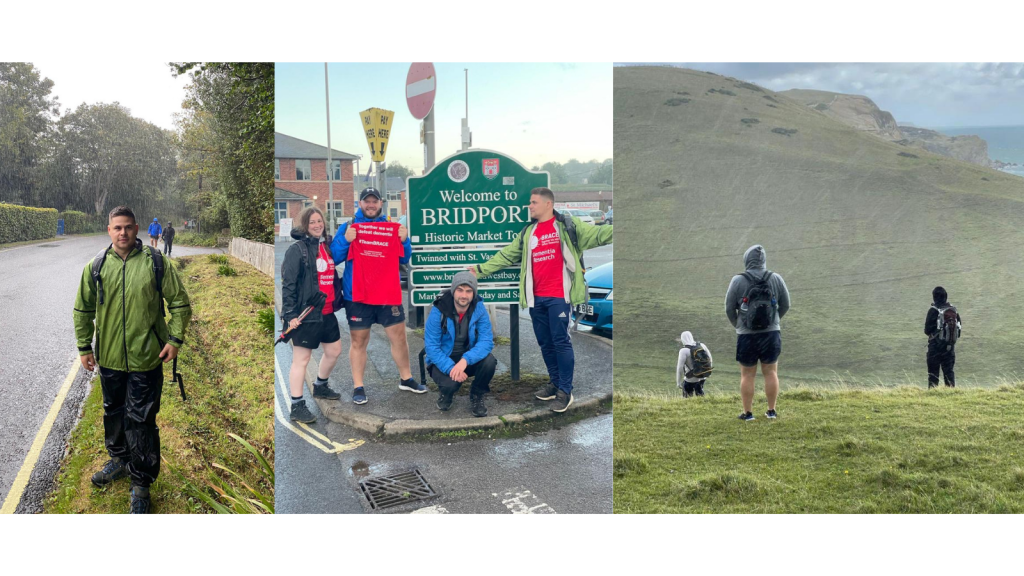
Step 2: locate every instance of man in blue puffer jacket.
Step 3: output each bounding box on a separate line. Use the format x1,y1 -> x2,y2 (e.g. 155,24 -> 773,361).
331,188 -> 422,405
424,271 -> 496,417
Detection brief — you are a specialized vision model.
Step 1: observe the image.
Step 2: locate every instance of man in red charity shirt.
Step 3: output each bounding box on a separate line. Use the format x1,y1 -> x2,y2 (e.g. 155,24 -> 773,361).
331,188 -> 424,405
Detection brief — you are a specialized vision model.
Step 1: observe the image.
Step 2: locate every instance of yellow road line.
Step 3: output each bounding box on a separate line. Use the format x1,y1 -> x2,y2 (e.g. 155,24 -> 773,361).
274,353 -> 362,454
1,358 -> 80,514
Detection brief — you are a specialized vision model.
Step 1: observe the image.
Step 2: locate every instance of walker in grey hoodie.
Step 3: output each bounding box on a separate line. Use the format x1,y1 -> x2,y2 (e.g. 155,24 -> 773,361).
725,245 -> 791,334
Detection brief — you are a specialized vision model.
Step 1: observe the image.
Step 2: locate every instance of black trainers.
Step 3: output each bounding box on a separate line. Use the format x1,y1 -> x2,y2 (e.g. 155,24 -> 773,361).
552,390 -> 574,413
436,391 -> 454,411
353,387 -> 367,404
290,400 -> 316,423
765,409 -> 778,419
535,382 -> 559,401
313,382 -> 341,400
91,457 -> 127,487
738,411 -> 755,422
399,378 -> 428,394
470,393 -> 487,417
129,485 -> 151,514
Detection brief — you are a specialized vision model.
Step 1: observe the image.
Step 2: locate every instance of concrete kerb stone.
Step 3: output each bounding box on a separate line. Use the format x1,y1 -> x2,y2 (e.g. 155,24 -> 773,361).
301,349 -> 612,438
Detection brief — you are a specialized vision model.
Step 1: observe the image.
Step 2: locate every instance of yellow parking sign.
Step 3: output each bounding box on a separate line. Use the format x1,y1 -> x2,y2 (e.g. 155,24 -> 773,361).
359,107 -> 394,162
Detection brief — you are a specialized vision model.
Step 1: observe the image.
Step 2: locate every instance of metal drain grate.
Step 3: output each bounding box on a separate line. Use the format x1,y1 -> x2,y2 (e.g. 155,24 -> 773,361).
359,469 -> 437,510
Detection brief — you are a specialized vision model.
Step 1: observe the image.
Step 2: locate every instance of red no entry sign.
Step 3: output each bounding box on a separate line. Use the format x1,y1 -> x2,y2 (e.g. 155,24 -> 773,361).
406,62 -> 436,120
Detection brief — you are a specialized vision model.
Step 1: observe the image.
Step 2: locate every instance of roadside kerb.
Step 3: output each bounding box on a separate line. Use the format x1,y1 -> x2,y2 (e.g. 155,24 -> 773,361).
301,352 -> 610,438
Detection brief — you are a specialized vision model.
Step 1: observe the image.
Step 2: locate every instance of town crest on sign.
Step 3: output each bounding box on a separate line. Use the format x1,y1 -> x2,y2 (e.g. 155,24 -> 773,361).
483,158 -> 500,179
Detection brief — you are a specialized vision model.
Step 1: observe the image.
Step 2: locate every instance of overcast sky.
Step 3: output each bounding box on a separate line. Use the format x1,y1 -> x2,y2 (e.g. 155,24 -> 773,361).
630,63 -> 1024,128
31,61 -> 192,131
275,63 -> 612,174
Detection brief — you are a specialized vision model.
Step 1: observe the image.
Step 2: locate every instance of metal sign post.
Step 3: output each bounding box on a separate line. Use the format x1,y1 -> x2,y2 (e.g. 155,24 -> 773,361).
407,149 -> 549,381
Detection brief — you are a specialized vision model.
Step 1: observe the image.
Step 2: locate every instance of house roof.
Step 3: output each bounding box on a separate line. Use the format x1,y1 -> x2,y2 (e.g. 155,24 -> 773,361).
274,187 -> 308,201
551,190 -> 613,202
275,132 -> 359,160
355,175 -> 407,192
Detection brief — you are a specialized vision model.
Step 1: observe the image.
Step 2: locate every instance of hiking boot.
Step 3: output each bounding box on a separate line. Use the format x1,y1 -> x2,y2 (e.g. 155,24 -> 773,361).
129,485 -> 151,514
765,409 -> 778,419
535,382 -> 559,401
436,390 -> 454,412
552,390 -> 574,413
290,400 -> 316,423
738,411 -> 755,422
399,378 -> 428,394
91,457 -> 127,487
470,393 -> 487,417
313,382 -> 341,400
353,387 -> 367,405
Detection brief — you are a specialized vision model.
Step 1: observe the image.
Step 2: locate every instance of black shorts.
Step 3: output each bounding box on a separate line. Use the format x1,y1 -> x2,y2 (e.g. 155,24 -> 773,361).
736,331 -> 782,366
346,301 -> 405,330
291,312 -> 341,349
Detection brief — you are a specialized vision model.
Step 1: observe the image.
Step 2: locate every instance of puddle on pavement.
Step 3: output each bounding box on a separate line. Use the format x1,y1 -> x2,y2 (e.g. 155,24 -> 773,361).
348,460 -> 386,479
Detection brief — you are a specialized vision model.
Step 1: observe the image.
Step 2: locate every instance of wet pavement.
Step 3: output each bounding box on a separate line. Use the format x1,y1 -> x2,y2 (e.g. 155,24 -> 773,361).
0,235 -> 222,512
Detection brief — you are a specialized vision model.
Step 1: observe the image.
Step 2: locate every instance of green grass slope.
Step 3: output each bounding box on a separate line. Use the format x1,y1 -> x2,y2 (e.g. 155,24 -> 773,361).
613,385 -> 1024,513
614,66 -> 1024,393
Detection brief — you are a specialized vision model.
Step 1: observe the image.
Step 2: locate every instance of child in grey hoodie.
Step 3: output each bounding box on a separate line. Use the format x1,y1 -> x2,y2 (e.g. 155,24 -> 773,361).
677,331 -> 712,397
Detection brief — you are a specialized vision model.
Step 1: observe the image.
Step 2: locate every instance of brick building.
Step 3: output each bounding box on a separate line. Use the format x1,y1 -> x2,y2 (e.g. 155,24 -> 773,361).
354,175 -> 409,221
550,187 -> 613,211
274,132 -> 359,235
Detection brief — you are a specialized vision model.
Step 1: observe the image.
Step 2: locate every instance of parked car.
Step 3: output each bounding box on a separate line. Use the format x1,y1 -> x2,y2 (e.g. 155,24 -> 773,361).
567,209 -> 595,225
573,262 -> 612,335
604,209 -> 613,225
589,210 -> 606,225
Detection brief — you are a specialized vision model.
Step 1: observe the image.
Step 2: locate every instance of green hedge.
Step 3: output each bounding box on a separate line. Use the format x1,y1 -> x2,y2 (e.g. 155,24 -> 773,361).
59,210 -> 106,235
0,203 -> 58,244
175,231 -> 218,247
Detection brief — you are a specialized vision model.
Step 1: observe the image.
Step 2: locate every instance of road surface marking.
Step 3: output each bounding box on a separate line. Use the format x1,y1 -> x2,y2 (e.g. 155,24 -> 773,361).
274,353 -> 362,454
497,490 -> 557,514
411,504 -> 448,514
1,358 -> 79,514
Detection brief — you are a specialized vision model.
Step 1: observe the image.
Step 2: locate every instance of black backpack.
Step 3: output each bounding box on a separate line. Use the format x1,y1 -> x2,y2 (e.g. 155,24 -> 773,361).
933,304 -> 961,348
740,270 -> 777,331
686,343 -> 713,378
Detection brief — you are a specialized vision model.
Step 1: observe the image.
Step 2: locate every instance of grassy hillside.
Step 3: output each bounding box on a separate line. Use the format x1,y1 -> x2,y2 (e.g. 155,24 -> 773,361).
613,384 -> 1024,513
613,66 -> 1024,393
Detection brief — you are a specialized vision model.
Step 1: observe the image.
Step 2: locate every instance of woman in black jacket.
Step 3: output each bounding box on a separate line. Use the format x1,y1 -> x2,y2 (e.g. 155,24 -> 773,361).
280,207 -> 344,422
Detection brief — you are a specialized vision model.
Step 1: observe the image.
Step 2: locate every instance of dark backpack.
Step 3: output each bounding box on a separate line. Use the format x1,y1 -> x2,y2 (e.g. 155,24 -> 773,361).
299,234 -> 344,310
933,305 -> 961,347
686,343 -> 713,378
91,242 -> 165,315
740,270 -> 777,331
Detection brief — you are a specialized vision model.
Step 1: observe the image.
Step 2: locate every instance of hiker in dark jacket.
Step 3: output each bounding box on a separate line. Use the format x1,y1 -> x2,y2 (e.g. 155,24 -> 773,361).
161,221 -> 175,256
280,207 -> 344,423
424,271 -> 497,417
725,244 -> 790,421
925,286 -> 961,388
676,331 -> 713,397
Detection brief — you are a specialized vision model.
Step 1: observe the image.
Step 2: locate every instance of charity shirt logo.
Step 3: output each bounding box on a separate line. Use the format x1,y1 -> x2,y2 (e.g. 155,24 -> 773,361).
483,158 -> 499,179
529,234 -> 539,250
316,258 -> 328,273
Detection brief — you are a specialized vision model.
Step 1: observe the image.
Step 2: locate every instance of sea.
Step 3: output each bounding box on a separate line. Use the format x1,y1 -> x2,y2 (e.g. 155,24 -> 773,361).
933,125 -> 1024,178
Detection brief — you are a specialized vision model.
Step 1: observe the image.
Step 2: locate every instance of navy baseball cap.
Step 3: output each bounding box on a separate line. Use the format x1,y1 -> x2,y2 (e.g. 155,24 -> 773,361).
359,187 -> 381,200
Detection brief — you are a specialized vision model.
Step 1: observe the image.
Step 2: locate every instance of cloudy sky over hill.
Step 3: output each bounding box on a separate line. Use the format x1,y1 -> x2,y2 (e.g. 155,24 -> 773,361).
624,63 -> 1024,128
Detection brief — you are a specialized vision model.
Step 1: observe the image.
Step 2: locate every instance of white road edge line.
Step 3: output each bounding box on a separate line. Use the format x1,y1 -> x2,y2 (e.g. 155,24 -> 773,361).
1,357 -> 79,514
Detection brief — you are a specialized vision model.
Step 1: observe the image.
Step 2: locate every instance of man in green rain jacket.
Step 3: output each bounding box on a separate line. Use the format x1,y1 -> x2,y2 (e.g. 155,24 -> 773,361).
73,205 -> 192,513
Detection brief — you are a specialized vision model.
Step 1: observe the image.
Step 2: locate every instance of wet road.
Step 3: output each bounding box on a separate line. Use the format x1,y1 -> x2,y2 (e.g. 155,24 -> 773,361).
274,331 -> 613,514
0,235 -> 222,512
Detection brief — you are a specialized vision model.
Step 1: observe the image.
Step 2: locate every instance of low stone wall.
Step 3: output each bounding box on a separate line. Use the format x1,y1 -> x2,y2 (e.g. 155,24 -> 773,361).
229,237 -> 274,277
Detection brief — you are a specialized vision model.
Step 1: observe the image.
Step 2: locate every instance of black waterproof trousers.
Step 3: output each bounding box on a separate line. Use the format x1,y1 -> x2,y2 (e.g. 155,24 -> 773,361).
926,341 -> 955,387
99,365 -> 164,486
163,239 -> 173,256
429,353 -> 497,397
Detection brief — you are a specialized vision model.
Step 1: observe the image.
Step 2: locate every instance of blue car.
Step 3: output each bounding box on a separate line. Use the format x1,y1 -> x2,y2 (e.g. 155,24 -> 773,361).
574,262 -> 612,334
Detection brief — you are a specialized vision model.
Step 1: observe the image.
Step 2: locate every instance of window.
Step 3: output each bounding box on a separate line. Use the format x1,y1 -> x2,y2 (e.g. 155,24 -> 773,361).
389,207 -> 399,218
387,190 -> 401,202
295,159 -> 311,181
274,159 -> 280,180
327,201 -> 346,225
330,160 -> 341,181
274,201 -> 287,224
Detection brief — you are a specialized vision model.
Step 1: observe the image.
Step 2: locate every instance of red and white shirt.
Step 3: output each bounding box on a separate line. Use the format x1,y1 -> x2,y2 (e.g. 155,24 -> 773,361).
530,218 -> 564,299
347,222 -> 403,305
316,243 -> 336,314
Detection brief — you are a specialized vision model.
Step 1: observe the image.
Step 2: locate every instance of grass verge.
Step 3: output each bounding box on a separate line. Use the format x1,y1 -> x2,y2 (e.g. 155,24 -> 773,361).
613,384 -> 1024,513
45,254 -> 274,513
